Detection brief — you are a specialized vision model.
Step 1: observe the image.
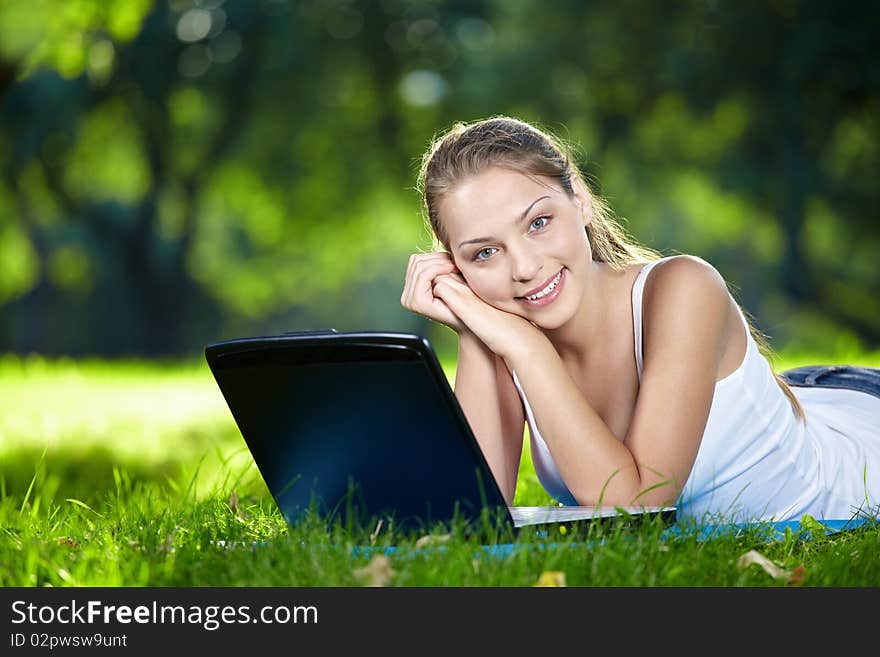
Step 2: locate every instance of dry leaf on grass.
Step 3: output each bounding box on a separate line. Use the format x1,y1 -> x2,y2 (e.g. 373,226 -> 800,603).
415,534 -> 451,549
353,555 -> 395,587
533,571 -> 567,587
369,519 -> 384,544
787,565 -> 806,586
737,549 -> 805,585
227,490 -> 250,520
738,549 -> 788,578
227,490 -> 239,513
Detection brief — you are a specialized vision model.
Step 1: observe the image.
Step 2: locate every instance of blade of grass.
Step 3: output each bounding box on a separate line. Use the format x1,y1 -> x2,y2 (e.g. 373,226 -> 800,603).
65,498 -> 103,518
19,445 -> 48,514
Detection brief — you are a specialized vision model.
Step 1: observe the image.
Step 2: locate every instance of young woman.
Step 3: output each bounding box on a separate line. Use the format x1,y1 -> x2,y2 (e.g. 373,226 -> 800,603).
400,116 -> 880,524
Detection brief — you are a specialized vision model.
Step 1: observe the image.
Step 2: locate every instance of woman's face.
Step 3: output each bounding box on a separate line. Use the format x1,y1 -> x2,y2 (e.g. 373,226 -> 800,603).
439,166 -> 592,330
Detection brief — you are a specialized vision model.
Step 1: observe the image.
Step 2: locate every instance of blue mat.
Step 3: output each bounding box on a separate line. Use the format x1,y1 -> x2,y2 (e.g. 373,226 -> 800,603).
350,515 -> 879,560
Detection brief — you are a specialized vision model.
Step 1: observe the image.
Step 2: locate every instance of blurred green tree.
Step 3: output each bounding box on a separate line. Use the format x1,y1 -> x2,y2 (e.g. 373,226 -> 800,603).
0,0 -> 877,356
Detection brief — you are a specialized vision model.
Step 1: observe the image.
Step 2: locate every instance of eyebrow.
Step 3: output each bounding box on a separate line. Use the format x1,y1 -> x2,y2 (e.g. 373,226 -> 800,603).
456,195 -> 551,249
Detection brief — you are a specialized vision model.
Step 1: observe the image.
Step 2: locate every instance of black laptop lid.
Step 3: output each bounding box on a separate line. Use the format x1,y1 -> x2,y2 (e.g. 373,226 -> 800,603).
205,331 -> 509,532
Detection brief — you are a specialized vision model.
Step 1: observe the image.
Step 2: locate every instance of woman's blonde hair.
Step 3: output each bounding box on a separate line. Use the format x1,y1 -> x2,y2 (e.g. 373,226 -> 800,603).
416,115 -> 804,420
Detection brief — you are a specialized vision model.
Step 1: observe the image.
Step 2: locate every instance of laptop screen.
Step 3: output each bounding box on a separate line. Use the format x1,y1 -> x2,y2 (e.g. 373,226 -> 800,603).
206,333 -> 508,533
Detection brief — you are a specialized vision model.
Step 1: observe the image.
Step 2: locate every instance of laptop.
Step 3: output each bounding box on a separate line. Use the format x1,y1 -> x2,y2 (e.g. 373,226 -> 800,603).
204,330 -> 675,538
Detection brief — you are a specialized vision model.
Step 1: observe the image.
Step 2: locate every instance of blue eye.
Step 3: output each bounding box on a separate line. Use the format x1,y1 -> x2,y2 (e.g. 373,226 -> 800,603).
530,216 -> 550,231
474,247 -> 496,261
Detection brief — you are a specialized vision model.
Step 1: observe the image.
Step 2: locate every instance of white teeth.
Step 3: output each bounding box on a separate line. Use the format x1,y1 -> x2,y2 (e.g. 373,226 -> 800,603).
525,270 -> 562,301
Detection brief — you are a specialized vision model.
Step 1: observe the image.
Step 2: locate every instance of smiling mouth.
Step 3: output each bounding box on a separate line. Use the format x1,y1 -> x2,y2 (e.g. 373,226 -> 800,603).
517,269 -> 564,301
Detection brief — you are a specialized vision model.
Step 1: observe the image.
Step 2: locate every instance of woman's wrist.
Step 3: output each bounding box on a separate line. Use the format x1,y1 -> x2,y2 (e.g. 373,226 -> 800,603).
457,327 -> 493,359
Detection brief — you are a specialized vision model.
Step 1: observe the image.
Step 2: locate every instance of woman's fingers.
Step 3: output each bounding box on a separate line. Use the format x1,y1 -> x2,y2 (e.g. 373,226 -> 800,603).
433,270 -> 468,290
403,254 -> 459,310
404,253 -> 453,294
401,252 -> 466,330
431,272 -> 474,312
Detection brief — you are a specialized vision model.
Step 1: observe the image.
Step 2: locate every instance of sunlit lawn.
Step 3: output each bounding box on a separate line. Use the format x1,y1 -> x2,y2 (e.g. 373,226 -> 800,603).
1,348 -> 879,586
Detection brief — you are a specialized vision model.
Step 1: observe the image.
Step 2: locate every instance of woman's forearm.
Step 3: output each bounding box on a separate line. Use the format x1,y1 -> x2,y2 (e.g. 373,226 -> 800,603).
454,330 -> 521,503
505,334 -> 647,506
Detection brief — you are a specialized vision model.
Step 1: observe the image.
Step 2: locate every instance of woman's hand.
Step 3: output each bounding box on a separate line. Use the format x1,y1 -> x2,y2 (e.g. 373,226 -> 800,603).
431,272 -> 546,362
400,252 -> 468,333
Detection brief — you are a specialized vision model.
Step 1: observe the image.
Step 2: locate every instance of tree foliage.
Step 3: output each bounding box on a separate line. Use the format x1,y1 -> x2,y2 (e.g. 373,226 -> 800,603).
0,0 -> 878,356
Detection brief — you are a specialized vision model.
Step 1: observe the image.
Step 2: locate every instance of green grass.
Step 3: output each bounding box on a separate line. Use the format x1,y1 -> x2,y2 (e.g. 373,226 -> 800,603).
1,350 -> 879,587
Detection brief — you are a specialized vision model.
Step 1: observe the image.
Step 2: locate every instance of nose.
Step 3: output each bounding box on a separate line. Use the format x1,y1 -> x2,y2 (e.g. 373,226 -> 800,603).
509,242 -> 543,283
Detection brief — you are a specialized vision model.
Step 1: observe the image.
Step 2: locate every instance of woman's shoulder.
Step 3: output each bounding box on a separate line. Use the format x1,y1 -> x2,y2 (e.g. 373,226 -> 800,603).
644,254 -> 728,299
641,254 -> 732,340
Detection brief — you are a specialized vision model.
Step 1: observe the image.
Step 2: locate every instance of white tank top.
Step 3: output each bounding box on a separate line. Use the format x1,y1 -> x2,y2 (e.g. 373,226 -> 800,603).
512,257 -> 880,521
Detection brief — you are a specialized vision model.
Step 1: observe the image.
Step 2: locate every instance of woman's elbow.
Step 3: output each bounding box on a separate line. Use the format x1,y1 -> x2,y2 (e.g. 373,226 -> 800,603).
569,469 -> 678,508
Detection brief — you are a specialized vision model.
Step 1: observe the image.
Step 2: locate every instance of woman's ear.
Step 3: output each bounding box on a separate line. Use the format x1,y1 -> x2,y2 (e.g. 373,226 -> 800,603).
570,177 -> 593,227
